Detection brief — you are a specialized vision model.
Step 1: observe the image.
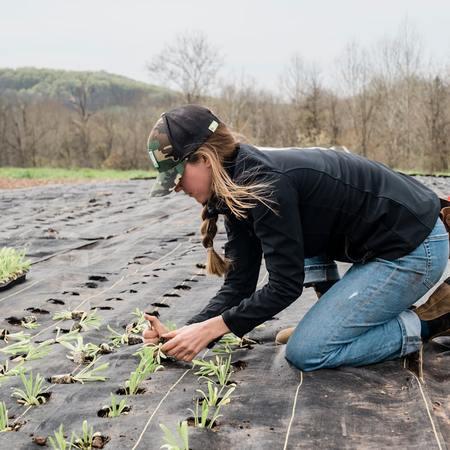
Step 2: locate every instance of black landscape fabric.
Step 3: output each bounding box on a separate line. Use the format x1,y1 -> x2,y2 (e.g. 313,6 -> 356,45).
0,177 -> 449,450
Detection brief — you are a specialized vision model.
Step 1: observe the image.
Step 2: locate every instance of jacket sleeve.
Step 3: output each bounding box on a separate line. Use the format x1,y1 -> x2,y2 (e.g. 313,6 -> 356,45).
221,173 -> 305,337
184,213 -> 263,328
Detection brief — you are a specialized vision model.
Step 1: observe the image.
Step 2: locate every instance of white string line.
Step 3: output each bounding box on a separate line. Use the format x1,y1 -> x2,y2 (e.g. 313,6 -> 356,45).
131,362 -> 198,450
283,371 -> 303,450
407,369 -> 443,450
0,279 -> 41,304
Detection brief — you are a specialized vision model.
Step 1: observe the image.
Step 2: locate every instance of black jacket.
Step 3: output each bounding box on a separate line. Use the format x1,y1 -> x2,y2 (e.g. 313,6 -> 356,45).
185,143 -> 441,338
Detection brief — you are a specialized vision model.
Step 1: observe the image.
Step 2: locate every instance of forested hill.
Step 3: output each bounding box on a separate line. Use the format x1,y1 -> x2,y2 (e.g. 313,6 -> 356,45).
0,67 -> 176,109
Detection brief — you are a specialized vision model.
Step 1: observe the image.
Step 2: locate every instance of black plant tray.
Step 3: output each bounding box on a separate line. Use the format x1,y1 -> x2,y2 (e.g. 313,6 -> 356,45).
0,272 -> 27,292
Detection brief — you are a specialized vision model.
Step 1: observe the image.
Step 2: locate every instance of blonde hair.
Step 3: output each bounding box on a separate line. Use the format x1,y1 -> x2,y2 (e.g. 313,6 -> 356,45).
188,122 -> 277,276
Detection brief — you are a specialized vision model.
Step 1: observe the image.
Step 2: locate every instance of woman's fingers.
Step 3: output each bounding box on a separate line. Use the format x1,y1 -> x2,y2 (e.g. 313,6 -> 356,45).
142,328 -> 158,339
143,337 -> 160,345
144,314 -> 165,335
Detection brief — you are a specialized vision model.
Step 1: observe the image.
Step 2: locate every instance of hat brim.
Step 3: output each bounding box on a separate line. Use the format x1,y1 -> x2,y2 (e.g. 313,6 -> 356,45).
150,161 -> 185,197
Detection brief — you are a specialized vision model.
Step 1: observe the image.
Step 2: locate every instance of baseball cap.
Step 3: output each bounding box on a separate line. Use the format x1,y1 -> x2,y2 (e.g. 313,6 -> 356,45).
147,104 -> 221,197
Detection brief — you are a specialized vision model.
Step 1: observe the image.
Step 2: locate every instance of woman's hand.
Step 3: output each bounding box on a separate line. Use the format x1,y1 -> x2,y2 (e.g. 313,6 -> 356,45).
160,316 -> 231,362
142,314 -> 170,345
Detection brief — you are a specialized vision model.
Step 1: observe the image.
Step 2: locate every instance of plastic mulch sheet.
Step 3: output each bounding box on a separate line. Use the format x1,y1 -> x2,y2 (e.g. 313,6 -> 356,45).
0,179 -> 448,450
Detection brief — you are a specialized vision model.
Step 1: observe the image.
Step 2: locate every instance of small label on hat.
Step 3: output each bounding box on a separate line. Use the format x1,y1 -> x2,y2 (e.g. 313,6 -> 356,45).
148,150 -> 159,169
208,120 -> 218,132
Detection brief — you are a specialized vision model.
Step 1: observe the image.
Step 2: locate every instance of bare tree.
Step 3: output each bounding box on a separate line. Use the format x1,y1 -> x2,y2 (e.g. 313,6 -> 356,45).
337,42 -> 380,157
280,55 -> 326,146
67,75 -> 95,166
147,30 -> 223,103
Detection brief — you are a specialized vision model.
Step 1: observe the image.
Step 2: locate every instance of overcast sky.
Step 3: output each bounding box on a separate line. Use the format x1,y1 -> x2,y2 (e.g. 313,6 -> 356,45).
1,0 -> 449,92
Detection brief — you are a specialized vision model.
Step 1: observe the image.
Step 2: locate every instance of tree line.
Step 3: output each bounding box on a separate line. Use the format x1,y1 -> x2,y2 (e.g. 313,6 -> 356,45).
0,23 -> 448,173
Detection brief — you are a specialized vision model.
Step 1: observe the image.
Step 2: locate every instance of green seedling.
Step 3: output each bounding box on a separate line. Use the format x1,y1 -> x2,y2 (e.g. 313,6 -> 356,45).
196,380 -> 235,408
73,361 -> 109,384
193,354 -> 235,386
60,336 -> 103,364
11,371 -> 47,406
73,310 -> 102,332
125,354 -> 163,395
20,315 -> 39,329
21,320 -> 40,330
127,308 -> 147,334
0,330 -> 30,344
0,401 -> 11,432
212,333 -> 257,354
105,393 -> 129,418
51,361 -> 109,385
48,424 -> 73,450
1,339 -> 52,361
107,325 -> 141,347
0,360 -> 27,383
188,396 -> 223,429
137,342 -> 168,365
159,420 -> 189,450
52,310 -> 75,321
54,328 -> 81,343
0,247 -> 30,284
71,419 -> 94,449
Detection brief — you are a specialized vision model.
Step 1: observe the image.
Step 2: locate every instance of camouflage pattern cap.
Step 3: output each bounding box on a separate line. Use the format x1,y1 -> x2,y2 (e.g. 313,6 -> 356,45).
147,104 -> 221,197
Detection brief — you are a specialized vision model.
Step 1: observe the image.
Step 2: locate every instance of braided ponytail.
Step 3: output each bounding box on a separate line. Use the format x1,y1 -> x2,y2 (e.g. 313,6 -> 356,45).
200,200 -> 231,276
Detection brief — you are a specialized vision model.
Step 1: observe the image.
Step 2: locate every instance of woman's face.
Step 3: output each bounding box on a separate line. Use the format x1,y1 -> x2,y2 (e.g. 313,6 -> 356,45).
174,155 -> 213,205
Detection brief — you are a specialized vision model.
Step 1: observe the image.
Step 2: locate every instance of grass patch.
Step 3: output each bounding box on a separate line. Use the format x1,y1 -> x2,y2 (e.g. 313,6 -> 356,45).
0,167 -> 157,180
0,247 -> 31,285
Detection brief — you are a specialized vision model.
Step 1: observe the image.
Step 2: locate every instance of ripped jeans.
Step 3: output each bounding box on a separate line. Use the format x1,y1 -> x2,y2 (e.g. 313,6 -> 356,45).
285,217 -> 449,371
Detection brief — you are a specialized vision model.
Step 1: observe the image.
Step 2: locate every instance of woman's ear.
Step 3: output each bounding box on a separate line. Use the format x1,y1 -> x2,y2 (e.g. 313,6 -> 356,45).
202,155 -> 212,167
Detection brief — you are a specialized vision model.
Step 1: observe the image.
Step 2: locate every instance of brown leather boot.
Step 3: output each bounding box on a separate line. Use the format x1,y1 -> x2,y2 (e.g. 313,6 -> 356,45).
414,278 -> 450,320
414,278 -> 450,341
275,327 -> 295,345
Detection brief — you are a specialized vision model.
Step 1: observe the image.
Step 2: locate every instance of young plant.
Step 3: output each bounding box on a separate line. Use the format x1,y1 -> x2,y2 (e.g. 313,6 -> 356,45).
21,316 -> 40,329
52,310 -> 75,321
212,333 -> 257,354
0,359 -> 27,383
196,380 -> 235,408
1,330 -> 30,344
1,339 -> 52,361
71,420 -> 94,450
129,308 -> 147,334
124,354 -> 162,395
48,424 -> 73,450
54,328 -> 81,343
11,371 -> 47,406
0,247 -> 30,284
136,342 -> 168,365
188,397 -> 210,428
73,362 -> 109,384
105,393 -> 129,418
107,325 -> 134,347
193,354 -> 235,386
0,401 -> 11,432
73,310 -> 102,332
60,336 -> 102,364
159,420 -> 189,450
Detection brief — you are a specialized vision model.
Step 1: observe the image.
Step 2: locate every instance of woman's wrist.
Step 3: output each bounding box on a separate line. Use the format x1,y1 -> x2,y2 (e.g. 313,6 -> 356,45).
204,315 -> 231,340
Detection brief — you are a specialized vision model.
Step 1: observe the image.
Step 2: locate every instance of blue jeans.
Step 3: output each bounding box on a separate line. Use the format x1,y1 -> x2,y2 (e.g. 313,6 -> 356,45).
285,217 -> 449,371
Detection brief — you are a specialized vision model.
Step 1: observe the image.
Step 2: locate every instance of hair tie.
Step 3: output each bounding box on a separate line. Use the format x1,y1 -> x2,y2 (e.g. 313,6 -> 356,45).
204,202 -> 219,220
